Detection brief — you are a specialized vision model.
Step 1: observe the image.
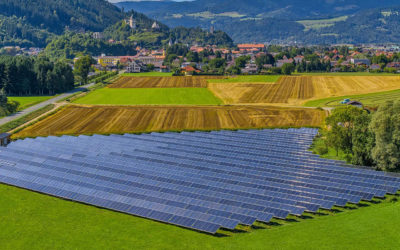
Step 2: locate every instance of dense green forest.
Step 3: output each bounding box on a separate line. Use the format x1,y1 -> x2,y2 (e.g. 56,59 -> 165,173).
0,15 -> 53,47
0,56 -> 74,96
0,0 -> 123,34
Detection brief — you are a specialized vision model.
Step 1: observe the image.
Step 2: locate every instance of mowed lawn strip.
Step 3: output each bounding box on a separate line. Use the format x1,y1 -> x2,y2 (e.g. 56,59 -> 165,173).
207,75 -> 281,83
304,88 -> 400,107
8,96 -> 55,110
1,184 -> 399,250
73,88 -> 223,105
299,72 -> 399,76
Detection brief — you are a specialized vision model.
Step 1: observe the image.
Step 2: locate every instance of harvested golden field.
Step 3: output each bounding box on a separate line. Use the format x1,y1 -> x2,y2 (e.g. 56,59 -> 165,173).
110,76 -> 226,88
13,105 -> 325,138
209,76 -> 400,105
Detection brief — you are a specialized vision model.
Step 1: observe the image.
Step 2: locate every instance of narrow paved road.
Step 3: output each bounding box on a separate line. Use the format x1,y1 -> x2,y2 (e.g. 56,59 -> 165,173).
0,83 -> 94,126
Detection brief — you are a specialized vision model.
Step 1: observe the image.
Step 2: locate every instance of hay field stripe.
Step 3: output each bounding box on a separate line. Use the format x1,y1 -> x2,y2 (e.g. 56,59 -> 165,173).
208,76 -> 400,106
13,105 -> 326,139
109,76 -> 226,88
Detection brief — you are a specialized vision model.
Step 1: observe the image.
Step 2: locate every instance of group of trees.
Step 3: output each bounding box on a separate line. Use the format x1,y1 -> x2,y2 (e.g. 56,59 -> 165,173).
0,55 -> 74,96
319,102 -> 400,171
44,33 -> 137,59
0,89 -> 19,117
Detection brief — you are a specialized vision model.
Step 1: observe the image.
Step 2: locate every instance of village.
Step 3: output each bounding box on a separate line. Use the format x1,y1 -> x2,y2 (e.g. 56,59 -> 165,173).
90,43 -> 400,75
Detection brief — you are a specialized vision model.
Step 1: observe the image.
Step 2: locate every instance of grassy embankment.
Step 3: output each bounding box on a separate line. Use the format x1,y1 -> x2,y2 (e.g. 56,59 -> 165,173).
8,96 -> 55,110
0,183 -> 399,250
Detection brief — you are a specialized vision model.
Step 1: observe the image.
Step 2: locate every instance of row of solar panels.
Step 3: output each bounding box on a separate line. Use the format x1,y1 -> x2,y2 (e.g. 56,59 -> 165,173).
0,128 -> 399,234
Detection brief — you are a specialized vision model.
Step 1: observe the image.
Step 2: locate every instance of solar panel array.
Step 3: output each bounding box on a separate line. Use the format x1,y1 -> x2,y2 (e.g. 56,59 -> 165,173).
0,128 -> 400,234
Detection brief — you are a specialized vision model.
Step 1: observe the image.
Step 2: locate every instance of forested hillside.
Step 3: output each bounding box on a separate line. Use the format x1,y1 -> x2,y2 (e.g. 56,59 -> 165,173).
0,15 -> 53,47
0,0 -> 124,34
117,0 -> 400,44
117,0 -> 399,20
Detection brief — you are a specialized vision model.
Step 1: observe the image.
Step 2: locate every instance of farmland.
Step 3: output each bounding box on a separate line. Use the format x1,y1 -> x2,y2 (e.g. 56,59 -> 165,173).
73,88 -> 223,105
110,76 -> 226,88
209,76 -> 400,105
207,75 -> 281,83
122,72 -> 173,77
13,105 -> 325,138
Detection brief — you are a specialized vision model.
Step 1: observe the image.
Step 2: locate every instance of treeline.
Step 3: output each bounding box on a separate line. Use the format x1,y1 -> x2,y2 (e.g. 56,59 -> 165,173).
0,56 -> 74,96
316,103 -> 400,171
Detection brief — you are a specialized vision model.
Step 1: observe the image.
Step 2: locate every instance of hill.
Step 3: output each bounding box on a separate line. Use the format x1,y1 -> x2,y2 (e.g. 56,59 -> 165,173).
0,0 -> 124,34
117,0 -> 400,44
0,0 -> 233,51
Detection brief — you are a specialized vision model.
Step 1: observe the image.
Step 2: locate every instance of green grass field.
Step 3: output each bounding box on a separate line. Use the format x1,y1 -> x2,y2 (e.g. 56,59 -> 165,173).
122,72 -> 173,77
1,183 -> 399,250
8,96 -> 54,110
73,88 -> 223,105
297,16 -> 348,31
298,72 -> 399,76
304,88 -> 400,108
208,75 -> 281,83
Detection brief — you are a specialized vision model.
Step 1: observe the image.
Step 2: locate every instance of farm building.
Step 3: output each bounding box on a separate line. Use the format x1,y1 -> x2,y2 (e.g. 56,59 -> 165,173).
126,60 -> 146,73
0,133 -> 11,146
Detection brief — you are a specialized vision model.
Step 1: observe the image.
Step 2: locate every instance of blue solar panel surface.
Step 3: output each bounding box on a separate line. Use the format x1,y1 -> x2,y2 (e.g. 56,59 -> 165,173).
0,128 -> 399,234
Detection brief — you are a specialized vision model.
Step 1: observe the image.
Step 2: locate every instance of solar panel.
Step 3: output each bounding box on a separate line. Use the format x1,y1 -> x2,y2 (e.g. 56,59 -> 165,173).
0,128 -> 399,234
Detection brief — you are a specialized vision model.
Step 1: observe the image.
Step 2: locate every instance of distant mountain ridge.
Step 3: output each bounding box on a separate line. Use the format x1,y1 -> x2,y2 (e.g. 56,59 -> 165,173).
117,0 -> 399,20
116,0 -> 400,44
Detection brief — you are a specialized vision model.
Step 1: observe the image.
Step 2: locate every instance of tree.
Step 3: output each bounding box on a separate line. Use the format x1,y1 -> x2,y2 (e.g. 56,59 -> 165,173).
0,89 -> 7,106
226,66 -> 241,75
146,64 -> 155,71
255,54 -> 275,68
208,58 -> 226,72
325,106 -> 368,156
74,55 -> 94,85
351,110 -> 374,166
186,51 -> 199,63
281,63 -> 295,75
235,56 -> 250,68
370,101 -> 400,171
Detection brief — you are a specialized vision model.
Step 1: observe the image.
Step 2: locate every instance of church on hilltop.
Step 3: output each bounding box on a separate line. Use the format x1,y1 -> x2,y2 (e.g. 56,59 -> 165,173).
125,15 -> 136,29
152,21 -> 160,30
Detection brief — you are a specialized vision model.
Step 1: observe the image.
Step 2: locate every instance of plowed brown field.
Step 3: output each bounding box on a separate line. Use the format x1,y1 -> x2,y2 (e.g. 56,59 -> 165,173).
13,105 -> 326,138
110,76 -> 226,88
209,76 -> 400,105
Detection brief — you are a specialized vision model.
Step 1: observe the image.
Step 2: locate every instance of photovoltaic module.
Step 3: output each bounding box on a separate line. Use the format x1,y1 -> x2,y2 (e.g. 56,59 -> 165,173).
0,128 -> 399,234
